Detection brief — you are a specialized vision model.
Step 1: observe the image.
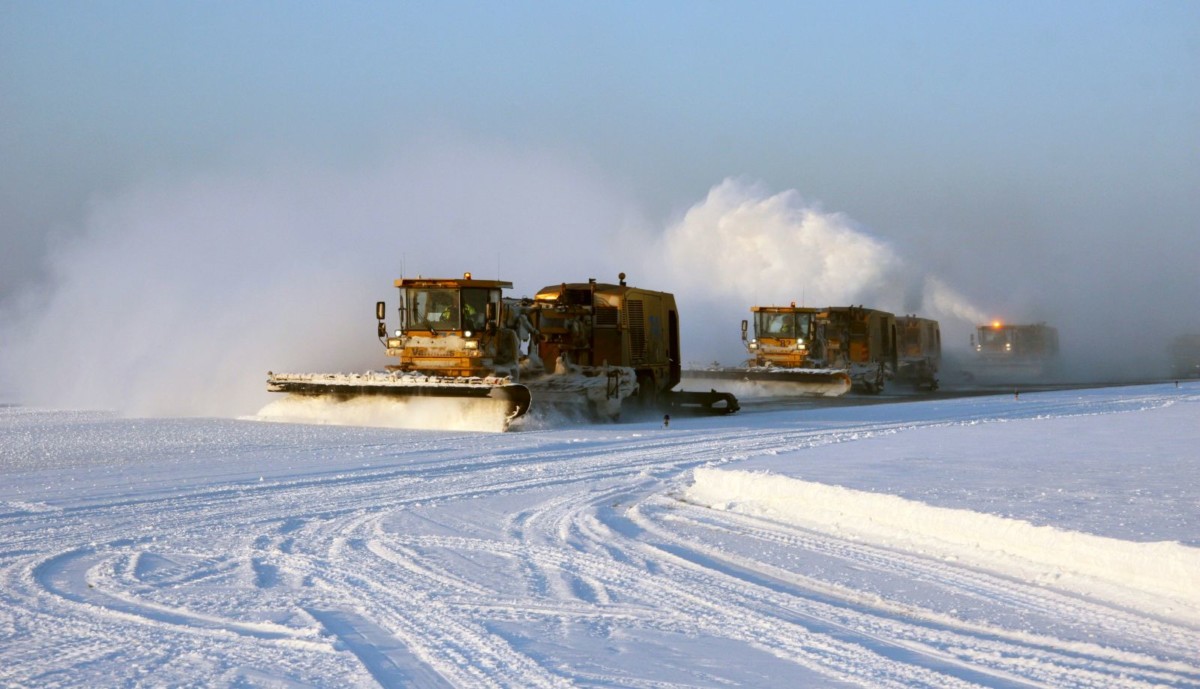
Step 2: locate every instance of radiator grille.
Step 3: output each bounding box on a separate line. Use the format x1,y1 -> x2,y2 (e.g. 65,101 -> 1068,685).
628,300 -> 645,363
595,306 -> 618,327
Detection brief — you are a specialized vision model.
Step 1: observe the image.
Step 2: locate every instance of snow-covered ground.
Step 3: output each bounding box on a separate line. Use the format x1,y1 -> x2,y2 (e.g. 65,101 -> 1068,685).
2,383 -> 1198,688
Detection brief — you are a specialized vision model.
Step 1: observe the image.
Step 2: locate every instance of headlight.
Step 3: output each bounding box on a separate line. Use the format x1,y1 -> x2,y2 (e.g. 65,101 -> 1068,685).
748,340 -> 758,350
387,338 -> 403,348
796,338 -> 805,350
464,340 -> 479,350
464,330 -> 473,338
394,329 -> 402,337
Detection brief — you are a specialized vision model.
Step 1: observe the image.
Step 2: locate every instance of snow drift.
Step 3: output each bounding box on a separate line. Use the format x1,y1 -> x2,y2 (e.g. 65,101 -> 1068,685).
685,467 -> 1200,623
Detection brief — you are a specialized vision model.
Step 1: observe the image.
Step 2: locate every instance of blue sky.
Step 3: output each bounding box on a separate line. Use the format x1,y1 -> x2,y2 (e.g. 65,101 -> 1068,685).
2,1 -> 1198,366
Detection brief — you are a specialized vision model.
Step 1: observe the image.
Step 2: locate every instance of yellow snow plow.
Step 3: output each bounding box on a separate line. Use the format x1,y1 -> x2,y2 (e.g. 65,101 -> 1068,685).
683,305 -> 852,398
267,274 -> 531,427
267,272 -> 736,429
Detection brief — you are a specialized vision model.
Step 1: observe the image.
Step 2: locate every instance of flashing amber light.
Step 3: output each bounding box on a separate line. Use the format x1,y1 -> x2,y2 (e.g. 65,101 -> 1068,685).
464,272 -> 472,279
991,320 -> 1003,329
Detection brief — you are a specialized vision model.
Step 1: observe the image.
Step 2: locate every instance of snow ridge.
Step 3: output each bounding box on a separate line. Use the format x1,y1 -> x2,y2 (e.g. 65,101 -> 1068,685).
685,468 -> 1200,623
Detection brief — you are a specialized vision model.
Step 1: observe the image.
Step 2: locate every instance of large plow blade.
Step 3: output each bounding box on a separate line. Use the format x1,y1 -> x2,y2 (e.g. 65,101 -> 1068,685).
266,371 -> 531,424
682,367 -> 851,399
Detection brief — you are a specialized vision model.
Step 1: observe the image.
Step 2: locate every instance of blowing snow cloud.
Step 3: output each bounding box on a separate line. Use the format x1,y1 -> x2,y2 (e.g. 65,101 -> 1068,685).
0,143 -> 634,417
654,178 -> 988,364
1,161 -> 1001,417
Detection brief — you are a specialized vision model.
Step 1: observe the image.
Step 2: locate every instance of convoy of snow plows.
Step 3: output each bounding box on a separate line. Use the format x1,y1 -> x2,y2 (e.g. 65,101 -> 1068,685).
266,271 -> 1082,430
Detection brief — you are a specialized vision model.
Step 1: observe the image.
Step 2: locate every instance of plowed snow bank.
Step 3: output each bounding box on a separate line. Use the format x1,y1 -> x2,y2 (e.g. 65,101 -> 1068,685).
685,468 -> 1200,623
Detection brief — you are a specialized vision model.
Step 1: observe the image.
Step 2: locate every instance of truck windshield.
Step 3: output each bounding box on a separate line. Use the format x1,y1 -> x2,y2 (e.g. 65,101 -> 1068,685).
756,312 -> 811,338
403,287 -> 497,332
407,289 -> 460,330
978,327 -> 1012,348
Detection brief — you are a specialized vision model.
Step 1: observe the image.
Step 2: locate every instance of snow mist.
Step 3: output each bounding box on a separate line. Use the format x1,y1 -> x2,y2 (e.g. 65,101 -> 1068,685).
0,142 -> 633,417
653,179 -> 988,365
1,163 -> 1003,419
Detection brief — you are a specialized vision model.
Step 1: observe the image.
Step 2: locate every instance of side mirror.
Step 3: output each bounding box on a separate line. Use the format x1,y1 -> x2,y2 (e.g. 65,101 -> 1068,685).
741,319 -> 749,341
377,322 -> 387,338
376,301 -> 386,321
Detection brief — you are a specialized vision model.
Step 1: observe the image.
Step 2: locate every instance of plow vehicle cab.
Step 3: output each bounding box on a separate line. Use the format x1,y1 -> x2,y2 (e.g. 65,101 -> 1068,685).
967,321 -> 1060,383
736,305 -> 854,396
681,304 -> 852,398
383,274 -> 519,378
745,305 -> 828,368
267,273 -> 531,424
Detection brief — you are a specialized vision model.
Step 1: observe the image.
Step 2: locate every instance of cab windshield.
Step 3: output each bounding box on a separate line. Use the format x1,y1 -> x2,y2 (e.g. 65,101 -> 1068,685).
978,327 -> 1012,347
407,289 -> 459,330
755,311 -> 811,339
404,287 -> 494,332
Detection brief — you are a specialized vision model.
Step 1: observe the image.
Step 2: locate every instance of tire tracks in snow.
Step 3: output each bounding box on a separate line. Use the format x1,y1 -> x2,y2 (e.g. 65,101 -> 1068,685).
4,388 -> 1193,686
625,497 -> 1200,688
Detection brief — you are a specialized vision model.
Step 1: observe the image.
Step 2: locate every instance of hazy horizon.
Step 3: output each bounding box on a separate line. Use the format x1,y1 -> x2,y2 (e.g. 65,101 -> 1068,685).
2,3 -> 1196,414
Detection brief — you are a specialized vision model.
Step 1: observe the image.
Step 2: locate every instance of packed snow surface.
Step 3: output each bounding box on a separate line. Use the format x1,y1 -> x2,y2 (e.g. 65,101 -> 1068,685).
2,383 -> 1198,687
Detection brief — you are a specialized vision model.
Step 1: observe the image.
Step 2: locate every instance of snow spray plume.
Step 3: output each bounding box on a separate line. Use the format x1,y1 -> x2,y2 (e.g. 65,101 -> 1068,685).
921,276 -> 989,327
0,142 -> 633,417
652,179 -> 989,365
256,395 -> 512,433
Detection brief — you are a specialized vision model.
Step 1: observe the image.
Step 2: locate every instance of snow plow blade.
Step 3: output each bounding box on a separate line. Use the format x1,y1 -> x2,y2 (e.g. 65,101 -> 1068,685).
682,368 -> 852,398
267,371 -> 532,421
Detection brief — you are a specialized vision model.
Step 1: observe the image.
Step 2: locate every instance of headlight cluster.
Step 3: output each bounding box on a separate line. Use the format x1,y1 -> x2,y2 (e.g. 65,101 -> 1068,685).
464,340 -> 479,350
748,340 -> 758,350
